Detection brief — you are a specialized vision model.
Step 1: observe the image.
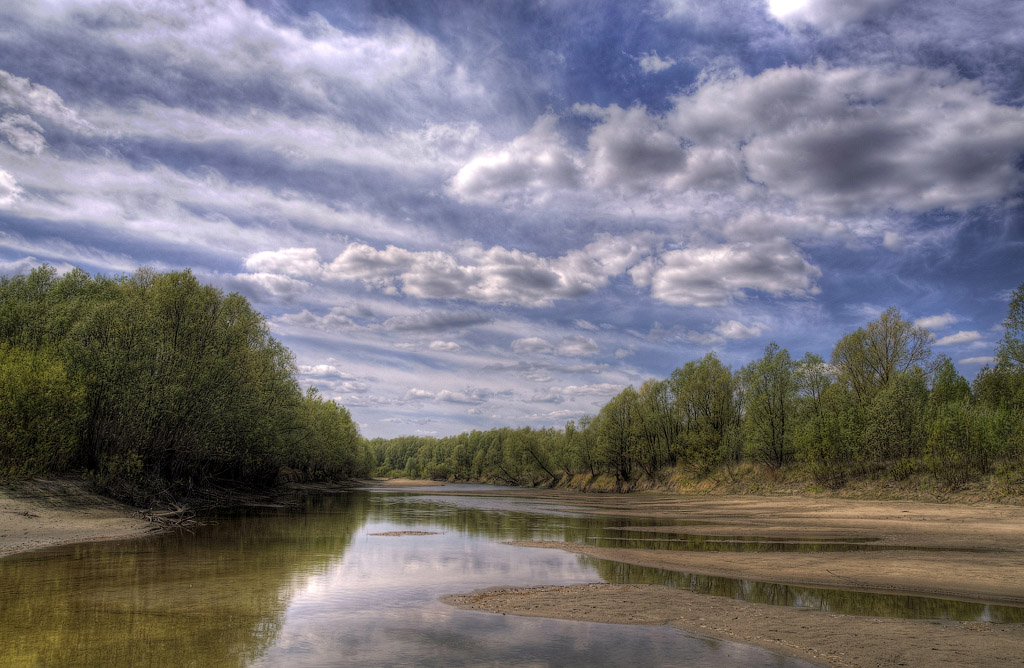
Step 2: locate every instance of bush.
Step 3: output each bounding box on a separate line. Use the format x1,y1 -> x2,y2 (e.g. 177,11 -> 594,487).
925,402 -> 995,488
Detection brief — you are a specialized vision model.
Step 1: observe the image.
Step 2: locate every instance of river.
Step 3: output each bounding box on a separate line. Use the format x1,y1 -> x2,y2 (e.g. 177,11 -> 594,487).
1,485 -> 1017,667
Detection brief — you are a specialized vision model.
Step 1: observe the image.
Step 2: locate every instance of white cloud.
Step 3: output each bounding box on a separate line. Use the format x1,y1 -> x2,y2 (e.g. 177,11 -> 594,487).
449,114 -> 582,206
512,337 -> 554,354
959,356 -> 996,365
769,0 -> 900,34
249,233 -> 656,308
714,320 -> 765,339
429,340 -> 461,352
245,248 -> 323,277
935,330 -> 982,346
558,336 -> 599,357
0,168 -> 20,206
575,319 -> 598,330
915,312 -> 959,330
0,114 -> 46,154
638,51 -> 676,74
630,240 -> 821,306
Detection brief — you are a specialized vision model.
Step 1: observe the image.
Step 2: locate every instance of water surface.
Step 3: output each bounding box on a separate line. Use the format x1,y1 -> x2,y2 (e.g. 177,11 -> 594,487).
2,487 -> 1018,667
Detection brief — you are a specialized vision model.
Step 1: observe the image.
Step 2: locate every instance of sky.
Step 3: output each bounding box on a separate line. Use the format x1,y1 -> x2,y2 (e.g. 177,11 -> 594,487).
0,0 -> 1022,438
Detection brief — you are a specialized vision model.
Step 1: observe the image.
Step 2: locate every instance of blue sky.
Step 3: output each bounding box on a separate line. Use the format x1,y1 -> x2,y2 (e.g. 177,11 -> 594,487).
1,0 -> 1022,438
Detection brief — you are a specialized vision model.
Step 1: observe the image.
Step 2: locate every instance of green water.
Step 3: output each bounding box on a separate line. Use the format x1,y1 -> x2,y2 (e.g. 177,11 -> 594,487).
0,486 -> 1018,667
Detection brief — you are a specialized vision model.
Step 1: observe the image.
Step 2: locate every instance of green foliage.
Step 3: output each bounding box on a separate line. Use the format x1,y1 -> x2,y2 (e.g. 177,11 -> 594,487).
0,344 -> 86,476
925,401 -> 996,488
864,370 -> 929,466
0,265 -> 367,499
741,343 -> 797,469
365,297 -> 1024,496
670,353 -> 739,475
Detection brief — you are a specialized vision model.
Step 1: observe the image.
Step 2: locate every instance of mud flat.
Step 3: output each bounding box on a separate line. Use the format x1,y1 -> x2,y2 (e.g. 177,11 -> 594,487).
444,583 -> 1024,668
0,479 -> 153,558
437,488 -> 1024,667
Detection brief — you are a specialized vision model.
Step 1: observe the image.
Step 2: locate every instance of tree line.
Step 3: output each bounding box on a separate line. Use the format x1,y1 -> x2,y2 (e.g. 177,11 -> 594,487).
372,287 -> 1024,493
0,266 -> 372,502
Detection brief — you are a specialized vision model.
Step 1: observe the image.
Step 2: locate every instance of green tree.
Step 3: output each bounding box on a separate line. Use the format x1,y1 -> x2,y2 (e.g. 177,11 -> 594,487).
670,353 -> 738,475
741,343 -> 797,469
831,306 -> 933,403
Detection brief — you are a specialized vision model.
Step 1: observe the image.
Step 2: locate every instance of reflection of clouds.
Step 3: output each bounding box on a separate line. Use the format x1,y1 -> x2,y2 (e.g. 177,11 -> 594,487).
255,493 -> 816,667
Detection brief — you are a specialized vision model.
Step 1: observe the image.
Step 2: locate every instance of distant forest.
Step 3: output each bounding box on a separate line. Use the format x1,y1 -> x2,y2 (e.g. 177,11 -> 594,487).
0,266 -> 372,503
372,287 -> 1024,493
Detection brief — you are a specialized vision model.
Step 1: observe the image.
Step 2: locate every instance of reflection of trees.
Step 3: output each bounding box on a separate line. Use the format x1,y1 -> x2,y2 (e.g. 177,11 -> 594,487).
0,492 -> 372,668
589,559 -> 1024,623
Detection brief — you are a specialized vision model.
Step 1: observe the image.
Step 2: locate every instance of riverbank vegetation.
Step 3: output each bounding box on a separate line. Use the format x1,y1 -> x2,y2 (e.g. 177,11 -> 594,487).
0,266 -> 371,504
372,287 -> 1024,500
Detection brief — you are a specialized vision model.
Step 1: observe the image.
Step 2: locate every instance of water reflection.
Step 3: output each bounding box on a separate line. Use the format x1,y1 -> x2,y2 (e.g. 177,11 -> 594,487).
1,489 -> 1020,668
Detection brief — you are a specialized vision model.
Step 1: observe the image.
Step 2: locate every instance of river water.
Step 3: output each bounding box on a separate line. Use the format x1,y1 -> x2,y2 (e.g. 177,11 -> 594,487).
1,486 -> 1019,667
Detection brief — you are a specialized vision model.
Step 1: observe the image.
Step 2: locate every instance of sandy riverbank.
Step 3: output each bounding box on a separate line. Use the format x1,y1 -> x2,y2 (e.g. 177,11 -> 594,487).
0,479 -> 155,558
444,583 -> 1024,667
436,487 -> 1024,667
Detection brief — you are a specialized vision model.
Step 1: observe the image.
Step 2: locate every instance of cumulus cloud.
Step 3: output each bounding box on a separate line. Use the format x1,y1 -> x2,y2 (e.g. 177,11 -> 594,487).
915,312 -> 959,330
714,320 -> 764,339
245,248 -> 323,277
246,233 -> 656,308
449,114 -> 582,206
768,0 -> 900,34
558,335 -> 599,357
935,330 -> 982,346
449,62 -> 1024,238
638,51 -> 677,74
512,337 -> 554,354
671,65 -> 1024,214
429,340 -> 461,352
629,240 -> 821,306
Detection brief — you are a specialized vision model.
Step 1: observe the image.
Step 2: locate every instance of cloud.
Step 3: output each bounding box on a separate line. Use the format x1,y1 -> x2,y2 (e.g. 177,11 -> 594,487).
768,0 -> 900,34
714,320 -> 764,339
224,272 -> 310,301
449,63 -> 1024,238
638,51 -> 676,74
671,64 -> 1024,214
512,337 -> 554,354
250,233 -> 656,308
558,335 -> 599,357
449,114 -> 582,206
959,356 -> 996,365
0,169 -> 20,206
935,330 -> 982,346
245,248 -> 323,278
0,114 -> 46,154
629,240 -> 821,306
915,312 -> 959,330
575,319 -> 598,330
382,311 -> 490,332
429,340 -> 461,352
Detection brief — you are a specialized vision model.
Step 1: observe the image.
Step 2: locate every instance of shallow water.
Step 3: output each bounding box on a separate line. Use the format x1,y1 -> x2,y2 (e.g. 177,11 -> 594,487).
0,487 -> 1018,667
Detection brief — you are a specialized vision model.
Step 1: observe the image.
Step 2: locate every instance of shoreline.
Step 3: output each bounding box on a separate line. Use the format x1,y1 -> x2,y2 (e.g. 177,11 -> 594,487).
0,478 -> 155,559
443,583 -> 1024,668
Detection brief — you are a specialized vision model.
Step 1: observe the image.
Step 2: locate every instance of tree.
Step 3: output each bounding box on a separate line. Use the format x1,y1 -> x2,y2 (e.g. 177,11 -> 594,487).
831,307 -> 933,402
741,343 -> 797,469
596,387 -> 638,482
669,353 -> 738,474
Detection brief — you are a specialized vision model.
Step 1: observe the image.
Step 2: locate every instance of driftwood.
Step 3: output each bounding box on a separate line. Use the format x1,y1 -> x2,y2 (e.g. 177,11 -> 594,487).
134,503 -> 203,531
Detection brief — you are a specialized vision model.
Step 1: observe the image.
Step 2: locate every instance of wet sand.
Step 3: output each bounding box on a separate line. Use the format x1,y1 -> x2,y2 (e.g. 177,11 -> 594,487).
438,488 -> 1024,667
444,584 -> 1024,668
0,479 -> 154,558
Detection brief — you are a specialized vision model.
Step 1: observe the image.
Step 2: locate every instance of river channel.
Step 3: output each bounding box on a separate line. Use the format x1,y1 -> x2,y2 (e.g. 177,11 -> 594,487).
1,485 -> 1020,667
